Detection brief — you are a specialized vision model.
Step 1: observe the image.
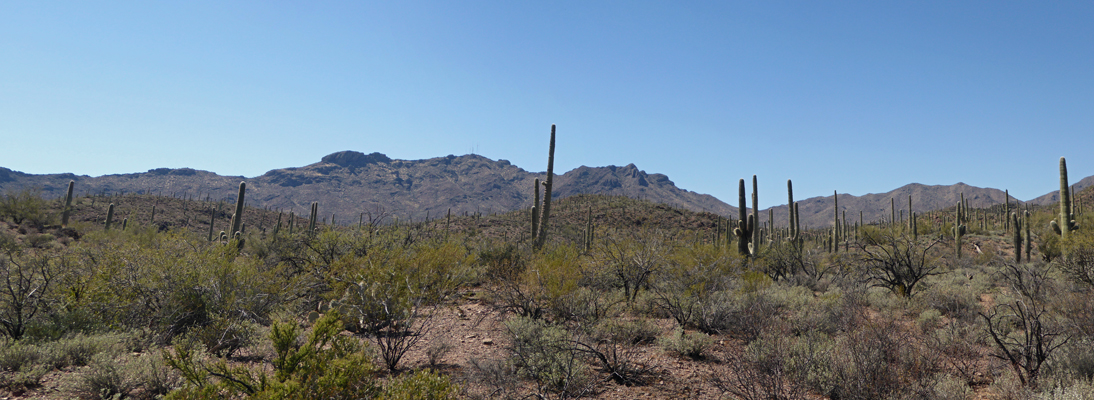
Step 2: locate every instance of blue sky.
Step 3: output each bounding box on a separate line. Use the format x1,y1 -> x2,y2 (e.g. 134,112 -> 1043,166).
2,1 -> 1092,208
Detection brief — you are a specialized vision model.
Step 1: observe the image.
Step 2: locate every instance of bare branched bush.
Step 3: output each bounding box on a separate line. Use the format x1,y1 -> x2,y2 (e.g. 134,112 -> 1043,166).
856,228 -> 943,297
596,229 -> 671,304
981,262 -> 1070,389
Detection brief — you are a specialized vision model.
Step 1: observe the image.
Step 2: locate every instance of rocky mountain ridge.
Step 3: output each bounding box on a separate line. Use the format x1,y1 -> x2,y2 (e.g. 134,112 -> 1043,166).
0,151 -> 1085,228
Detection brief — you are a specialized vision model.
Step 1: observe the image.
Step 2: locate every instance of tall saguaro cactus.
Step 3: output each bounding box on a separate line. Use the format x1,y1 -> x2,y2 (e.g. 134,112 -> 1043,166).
787,180 -> 799,244
61,180 -> 75,228
1012,212 -> 1022,263
1025,210 -> 1032,260
229,181 -> 246,236
105,203 -> 115,231
533,125 -> 556,250
751,175 -> 759,253
734,179 -> 754,256
308,202 -> 318,232
1051,157 -> 1079,238
954,203 -> 966,259
832,190 -> 839,253
531,178 -> 540,239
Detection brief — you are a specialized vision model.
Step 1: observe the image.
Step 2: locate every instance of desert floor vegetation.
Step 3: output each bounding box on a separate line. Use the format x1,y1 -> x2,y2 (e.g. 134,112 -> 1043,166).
2,181 -> 1094,400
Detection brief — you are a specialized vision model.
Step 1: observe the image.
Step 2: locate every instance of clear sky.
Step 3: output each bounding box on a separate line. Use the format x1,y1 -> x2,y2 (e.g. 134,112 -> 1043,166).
3,1 -> 1092,208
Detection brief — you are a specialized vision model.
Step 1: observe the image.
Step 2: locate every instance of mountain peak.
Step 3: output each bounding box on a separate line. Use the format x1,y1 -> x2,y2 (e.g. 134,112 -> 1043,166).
320,151 -> 391,168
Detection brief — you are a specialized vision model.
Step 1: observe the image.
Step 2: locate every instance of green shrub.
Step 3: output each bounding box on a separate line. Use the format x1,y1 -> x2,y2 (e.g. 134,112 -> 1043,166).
658,327 -> 710,360
71,353 -> 134,400
379,369 -> 457,400
0,339 -> 41,372
0,188 -> 53,227
505,315 -> 594,396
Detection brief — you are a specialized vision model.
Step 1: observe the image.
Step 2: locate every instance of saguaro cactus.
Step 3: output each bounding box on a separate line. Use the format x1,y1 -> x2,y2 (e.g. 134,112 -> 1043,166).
751,175 -> 759,253
229,182 -> 246,236
308,202 -> 318,232
105,203 -> 115,231
531,178 -> 540,239
61,180 -> 74,228
1025,210 -> 1032,260
734,179 -> 754,256
792,179 -> 800,242
534,125 -> 557,250
1051,157 -> 1079,238
954,203 -> 966,259
1012,212 -> 1022,263
832,190 -> 839,253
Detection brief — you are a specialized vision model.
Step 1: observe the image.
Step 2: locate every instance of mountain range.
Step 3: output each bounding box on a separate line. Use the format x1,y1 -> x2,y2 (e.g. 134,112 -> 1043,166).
0,150 -> 1087,229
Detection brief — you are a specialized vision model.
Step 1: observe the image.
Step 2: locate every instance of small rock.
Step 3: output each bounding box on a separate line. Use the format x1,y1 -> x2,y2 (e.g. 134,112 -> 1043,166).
482,338 -> 494,345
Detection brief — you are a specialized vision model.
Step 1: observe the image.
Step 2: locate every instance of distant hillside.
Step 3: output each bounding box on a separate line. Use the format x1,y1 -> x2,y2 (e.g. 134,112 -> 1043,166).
0,151 -> 734,223
5,152 -> 1090,229
753,182 -> 1019,229
1028,175 -> 1094,206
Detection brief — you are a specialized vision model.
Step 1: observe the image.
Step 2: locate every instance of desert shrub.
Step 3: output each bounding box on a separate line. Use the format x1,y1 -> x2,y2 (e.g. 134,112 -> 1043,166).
164,311 -> 433,399
931,320 -> 987,385
1047,338 -> 1094,383
0,187 -> 53,227
44,332 -> 123,369
982,262 -> 1069,389
1058,239 -> 1094,287
71,353 -> 135,400
0,338 -> 41,371
505,316 -> 595,397
128,353 -> 182,400
697,287 -> 781,340
715,332 -> 811,400
489,243 -> 584,320
929,373 -> 974,400
855,228 -> 944,297
551,286 -> 623,329
379,369 -> 458,400
594,229 -> 672,303
592,317 -> 660,346
825,317 -> 942,400
477,243 -> 525,282
922,275 -> 983,323
786,287 -> 864,336
1034,380 -> 1094,400
0,364 -> 49,394
651,242 -> 739,328
425,337 -> 453,368
68,231 -> 292,346
0,247 -> 61,340
334,242 -> 473,371
465,357 -> 521,399
658,327 -> 711,360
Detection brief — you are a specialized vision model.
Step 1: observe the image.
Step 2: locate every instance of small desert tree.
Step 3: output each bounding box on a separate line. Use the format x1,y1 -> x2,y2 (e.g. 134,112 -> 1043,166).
855,227 -> 942,297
